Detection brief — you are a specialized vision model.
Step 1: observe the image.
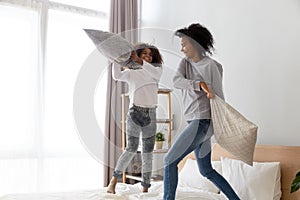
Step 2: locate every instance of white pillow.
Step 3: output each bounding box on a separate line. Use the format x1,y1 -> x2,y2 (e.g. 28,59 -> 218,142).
178,158 -> 222,193
221,157 -> 281,200
273,164 -> 282,200
84,29 -> 134,64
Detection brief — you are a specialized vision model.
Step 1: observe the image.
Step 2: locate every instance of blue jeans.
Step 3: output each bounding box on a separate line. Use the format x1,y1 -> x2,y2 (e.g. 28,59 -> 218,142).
163,119 -> 240,200
113,107 -> 156,188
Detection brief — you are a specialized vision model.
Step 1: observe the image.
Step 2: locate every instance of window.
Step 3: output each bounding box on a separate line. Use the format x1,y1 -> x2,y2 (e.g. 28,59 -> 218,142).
0,0 -> 109,195
52,0 -> 110,12
0,5 -> 39,194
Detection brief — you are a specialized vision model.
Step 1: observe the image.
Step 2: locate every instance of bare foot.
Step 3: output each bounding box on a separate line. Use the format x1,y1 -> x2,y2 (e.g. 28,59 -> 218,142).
107,177 -> 117,194
142,187 -> 148,193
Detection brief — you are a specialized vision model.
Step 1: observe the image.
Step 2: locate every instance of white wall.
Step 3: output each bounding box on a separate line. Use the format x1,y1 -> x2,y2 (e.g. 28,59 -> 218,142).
140,0 -> 300,146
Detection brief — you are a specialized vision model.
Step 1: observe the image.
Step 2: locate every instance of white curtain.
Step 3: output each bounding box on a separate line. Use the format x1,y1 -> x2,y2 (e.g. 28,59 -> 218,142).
104,0 -> 138,186
0,0 -> 108,196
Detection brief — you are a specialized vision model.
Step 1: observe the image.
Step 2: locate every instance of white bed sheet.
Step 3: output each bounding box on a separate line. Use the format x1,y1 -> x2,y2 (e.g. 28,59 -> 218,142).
0,182 -> 226,200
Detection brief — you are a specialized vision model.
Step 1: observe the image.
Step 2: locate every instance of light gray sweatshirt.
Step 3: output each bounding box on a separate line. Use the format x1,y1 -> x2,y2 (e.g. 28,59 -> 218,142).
173,57 -> 224,121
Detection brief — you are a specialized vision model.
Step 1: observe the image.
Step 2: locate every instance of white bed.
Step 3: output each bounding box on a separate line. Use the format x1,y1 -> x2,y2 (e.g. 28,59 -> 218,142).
0,182 -> 224,200
1,144 -> 299,200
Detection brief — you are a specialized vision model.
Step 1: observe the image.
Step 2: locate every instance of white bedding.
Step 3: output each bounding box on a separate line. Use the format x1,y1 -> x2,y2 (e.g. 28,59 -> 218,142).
0,182 -> 226,200
0,157 -> 281,200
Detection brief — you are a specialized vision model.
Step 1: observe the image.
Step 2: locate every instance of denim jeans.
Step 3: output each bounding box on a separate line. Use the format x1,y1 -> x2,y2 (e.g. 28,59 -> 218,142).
163,119 -> 240,200
113,107 -> 156,188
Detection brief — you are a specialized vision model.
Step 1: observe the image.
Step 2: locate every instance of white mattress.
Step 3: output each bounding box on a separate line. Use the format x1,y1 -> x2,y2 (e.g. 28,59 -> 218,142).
0,182 -> 226,200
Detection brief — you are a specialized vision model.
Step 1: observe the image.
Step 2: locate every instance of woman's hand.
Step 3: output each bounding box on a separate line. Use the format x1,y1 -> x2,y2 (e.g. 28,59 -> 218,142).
200,82 -> 215,99
130,51 -> 143,65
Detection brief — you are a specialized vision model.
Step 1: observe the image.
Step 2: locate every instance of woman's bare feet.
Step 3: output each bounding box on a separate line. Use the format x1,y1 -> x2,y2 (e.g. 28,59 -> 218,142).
107,177 -> 118,194
142,187 -> 148,193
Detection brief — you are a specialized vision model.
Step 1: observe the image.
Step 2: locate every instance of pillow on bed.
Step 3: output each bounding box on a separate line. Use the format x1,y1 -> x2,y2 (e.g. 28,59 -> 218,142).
178,158 -> 222,193
221,157 -> 281,200
84,29 -> 134,65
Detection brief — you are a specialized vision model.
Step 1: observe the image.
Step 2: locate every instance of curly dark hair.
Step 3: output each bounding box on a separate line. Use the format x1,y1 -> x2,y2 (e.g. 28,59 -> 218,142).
134,43 -> 163,65
175,23 -> 215,55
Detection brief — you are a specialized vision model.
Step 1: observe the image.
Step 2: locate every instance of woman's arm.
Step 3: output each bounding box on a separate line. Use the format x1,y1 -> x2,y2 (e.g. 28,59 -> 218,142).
173,59 -> 203,91
199,82 -> 215,99
210,63 -> 224,99
200,60 -> 224,100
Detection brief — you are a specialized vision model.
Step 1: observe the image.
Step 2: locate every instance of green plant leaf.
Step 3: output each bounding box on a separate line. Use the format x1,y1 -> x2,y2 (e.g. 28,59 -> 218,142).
291,171 -> 300,193
155,132 -> 165,141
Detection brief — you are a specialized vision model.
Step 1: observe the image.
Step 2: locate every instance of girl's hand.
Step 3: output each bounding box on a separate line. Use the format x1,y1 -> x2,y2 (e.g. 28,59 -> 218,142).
130,51 -> 143,65
200,82 -> 215,99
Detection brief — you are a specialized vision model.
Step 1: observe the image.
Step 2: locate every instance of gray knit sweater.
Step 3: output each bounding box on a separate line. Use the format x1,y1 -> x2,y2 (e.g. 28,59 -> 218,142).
173,57 -> 224,121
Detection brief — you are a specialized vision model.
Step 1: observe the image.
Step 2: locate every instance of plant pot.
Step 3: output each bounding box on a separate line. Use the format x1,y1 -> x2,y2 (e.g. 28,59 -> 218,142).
155,141 -> 164,149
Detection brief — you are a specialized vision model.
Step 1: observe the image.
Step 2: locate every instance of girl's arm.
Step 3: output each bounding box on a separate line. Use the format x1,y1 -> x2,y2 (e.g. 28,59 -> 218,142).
130,51 -> 143,65
142,62 -> 162,81
130,51 -> 162,80
112,63 -> 130,82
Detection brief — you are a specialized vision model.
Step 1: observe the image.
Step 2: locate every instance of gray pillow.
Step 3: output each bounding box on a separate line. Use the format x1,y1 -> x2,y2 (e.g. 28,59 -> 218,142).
84,29 -> 134,65
211,95 -> 258,166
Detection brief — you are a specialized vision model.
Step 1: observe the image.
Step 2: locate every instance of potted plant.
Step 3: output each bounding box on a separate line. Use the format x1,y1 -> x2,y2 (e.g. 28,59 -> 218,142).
291,171 -> 300,193
155,132 -> 165,149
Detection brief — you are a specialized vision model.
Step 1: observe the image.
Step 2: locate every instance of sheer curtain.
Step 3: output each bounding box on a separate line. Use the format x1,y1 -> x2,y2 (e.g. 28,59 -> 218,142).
104,0 -> 138,186
0,0 -> 109,196
0,5 -> 39,194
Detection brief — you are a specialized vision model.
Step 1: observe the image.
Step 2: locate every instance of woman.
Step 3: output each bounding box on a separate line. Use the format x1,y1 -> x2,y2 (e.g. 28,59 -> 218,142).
107,43 -> 163,194
163,23 -> 240,200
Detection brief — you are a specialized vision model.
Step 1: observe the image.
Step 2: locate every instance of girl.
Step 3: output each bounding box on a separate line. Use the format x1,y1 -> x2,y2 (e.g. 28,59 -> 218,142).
107,43 -> 163,194
163,23 -> 240,200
